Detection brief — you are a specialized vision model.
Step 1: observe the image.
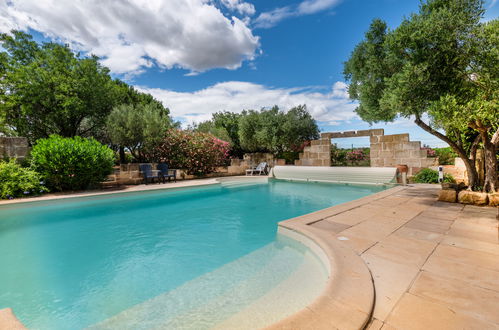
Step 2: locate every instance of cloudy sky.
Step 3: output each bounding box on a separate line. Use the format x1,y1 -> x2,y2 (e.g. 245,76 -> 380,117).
1,0 -> 497,147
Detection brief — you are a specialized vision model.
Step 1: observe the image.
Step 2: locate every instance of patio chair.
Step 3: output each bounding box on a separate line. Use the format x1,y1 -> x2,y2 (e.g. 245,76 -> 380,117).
157,162 -> 177,183
246,162 -> 268,176
139,164 -> 160,184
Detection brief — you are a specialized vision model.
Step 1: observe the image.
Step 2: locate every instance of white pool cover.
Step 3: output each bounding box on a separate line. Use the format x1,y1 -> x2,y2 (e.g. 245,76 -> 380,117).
272,166 -> 397,185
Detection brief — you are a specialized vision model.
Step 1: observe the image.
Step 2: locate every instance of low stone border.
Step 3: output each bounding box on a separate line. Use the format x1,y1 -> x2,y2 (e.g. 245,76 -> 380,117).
267,185 -> 406,329
438,187 -> 499,207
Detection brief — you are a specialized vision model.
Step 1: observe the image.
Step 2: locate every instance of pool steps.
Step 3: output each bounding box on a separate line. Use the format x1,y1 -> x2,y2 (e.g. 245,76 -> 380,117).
88,238 -> 326,329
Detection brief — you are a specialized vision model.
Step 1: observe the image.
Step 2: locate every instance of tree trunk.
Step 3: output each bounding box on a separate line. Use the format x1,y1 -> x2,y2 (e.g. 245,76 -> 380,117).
480,131 -> 498,193
119,146 -> 126,164
414,116 -> 479,189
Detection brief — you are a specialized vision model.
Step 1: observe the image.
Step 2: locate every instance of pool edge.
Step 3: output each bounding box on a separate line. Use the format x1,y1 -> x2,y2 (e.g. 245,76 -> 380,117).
267,185 -> 406,330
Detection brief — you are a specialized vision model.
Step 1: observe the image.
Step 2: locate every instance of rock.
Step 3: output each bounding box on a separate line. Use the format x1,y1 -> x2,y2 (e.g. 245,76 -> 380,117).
458,190 -> 489,206
438,189 -> 457,203
488,193 -> 499,207
441,183 -> 457,190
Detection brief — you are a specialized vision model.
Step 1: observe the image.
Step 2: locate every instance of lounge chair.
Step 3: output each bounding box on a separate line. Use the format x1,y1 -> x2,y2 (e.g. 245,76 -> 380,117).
246,162 -> 268,176
157,163 -> 177,183
139,164 -> 160,184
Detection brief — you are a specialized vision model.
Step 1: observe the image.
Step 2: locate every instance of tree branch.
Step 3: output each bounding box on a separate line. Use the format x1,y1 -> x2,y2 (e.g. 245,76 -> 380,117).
414,115 -> 468,160
470,134 -> 481,161
492,127 -> 499,147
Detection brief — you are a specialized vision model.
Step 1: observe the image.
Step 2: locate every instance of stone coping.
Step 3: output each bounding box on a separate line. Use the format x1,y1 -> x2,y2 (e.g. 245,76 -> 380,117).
0,177 -> 403,329
0,177 -> 222,206
265,185 -> 405,330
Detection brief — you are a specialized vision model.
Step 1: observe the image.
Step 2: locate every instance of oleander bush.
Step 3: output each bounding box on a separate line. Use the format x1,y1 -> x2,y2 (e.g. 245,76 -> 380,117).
146,129 -> 230,175
413,168 -> 455,184
0,159 -> 48,199
30,135 -> 115,191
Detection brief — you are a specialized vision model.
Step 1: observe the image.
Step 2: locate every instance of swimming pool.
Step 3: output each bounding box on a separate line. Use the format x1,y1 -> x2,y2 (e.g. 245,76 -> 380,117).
0,179 -> 386,329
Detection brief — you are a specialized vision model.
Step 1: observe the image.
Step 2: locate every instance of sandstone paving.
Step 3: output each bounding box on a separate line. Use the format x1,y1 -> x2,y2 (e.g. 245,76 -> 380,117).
441,235 -> 499,256
361,253 -> 420,321
365,235 -> 437,268
409,271 -> 499,324
384,293 -> 496,330
306,184 -> 499,328
404,215 -> 453,234
422,252 -> 499,292
392,227 -> 443,243
309,220 -> 351,233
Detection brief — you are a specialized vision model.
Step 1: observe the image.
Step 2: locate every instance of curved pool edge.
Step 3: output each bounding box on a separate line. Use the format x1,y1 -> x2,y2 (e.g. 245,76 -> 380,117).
0,308 -> 26,329
267,185 -> 406,330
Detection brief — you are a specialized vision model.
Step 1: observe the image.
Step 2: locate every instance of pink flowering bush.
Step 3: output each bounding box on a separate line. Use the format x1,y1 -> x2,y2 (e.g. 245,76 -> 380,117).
421,145 -> 437,157
346,149 -> 368,162
147,129 -> 231,175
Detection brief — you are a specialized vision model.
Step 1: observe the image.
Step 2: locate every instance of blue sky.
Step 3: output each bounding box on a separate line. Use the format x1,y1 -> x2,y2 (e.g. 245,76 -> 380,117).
1,0 -> 497,147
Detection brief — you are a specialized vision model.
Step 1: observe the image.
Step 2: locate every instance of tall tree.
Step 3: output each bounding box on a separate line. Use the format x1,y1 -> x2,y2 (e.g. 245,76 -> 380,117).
238,105 -> 319,155
106,103 -> 172,162
344,0 -> 497,191
0,31 -> 116,143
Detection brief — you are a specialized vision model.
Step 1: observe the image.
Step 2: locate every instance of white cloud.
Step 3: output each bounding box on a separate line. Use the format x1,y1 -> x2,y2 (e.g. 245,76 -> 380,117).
137,81 -> 359,126
0,0 -> 260,75
254,0 -> 341,28
298,0 -> 341,15
220,0 -> 255,16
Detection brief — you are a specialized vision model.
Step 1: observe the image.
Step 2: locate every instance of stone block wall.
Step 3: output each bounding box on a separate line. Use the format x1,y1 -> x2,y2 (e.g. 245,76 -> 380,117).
294,137 -> 331,166
295,129 -> 438,176
370,133 -> 438,176
0,137 -> 29,160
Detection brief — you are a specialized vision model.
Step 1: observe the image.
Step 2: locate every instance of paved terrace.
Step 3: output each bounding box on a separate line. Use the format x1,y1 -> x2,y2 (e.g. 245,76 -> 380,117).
307,184 -> 499,329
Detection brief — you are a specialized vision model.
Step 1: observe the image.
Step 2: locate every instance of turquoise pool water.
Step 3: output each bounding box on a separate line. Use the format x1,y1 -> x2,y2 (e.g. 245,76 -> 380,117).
0,179 -> 385,329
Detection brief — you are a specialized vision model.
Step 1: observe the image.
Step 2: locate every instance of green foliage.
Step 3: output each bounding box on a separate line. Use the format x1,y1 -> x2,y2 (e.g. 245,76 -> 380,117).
413,168 -> 455,184
434,147 -> 458,165
106,103 -> 172,162
194,105 -> 319,160
331,144 -> 370,166
213,111 -> 244,157
147,129 -> 230,175
343,0 -> 497,191
238,105 -> 319,155
193,120 -> 233,146
30,135 -> 114,191
0,31 -> 170,143
0,159 -> 48,199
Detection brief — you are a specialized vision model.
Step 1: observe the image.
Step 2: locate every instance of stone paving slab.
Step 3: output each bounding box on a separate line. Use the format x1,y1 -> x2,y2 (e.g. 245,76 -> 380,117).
308,184 -> 498,329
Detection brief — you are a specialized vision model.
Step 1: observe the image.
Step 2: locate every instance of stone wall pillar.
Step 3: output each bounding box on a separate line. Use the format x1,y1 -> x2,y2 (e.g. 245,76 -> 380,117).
0,137 -> 29,160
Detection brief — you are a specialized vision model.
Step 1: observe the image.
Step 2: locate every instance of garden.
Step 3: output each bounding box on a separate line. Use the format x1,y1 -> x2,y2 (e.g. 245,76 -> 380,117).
0,31 -> 320,199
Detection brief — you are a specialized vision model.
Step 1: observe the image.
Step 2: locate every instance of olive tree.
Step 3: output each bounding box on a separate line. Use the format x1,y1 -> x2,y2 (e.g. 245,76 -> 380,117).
106,103 -> 172,162
344,0 -> 498,191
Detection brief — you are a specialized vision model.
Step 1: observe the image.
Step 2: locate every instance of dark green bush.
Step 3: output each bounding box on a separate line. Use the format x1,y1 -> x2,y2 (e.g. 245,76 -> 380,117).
434,147 -> 457,165
0,159 -> 48,199
30,135 -> 114,191
413,168 -> 455,184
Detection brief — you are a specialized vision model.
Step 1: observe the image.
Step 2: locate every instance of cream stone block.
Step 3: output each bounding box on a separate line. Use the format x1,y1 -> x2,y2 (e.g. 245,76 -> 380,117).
361,253 -> 420,321
488,193 -> 499,206
458,190 -> 489,205
423,253 -> 499,292
385,293 -> 496,330
438,189 -> 457,203
409,271 -> 499,324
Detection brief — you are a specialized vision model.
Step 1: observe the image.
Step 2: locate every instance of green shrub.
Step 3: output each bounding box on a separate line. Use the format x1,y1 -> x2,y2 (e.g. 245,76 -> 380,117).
413,168 -> 455,184
434,147 -> 457,165
0,159 -> 48,199
30,135 -> 114,191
